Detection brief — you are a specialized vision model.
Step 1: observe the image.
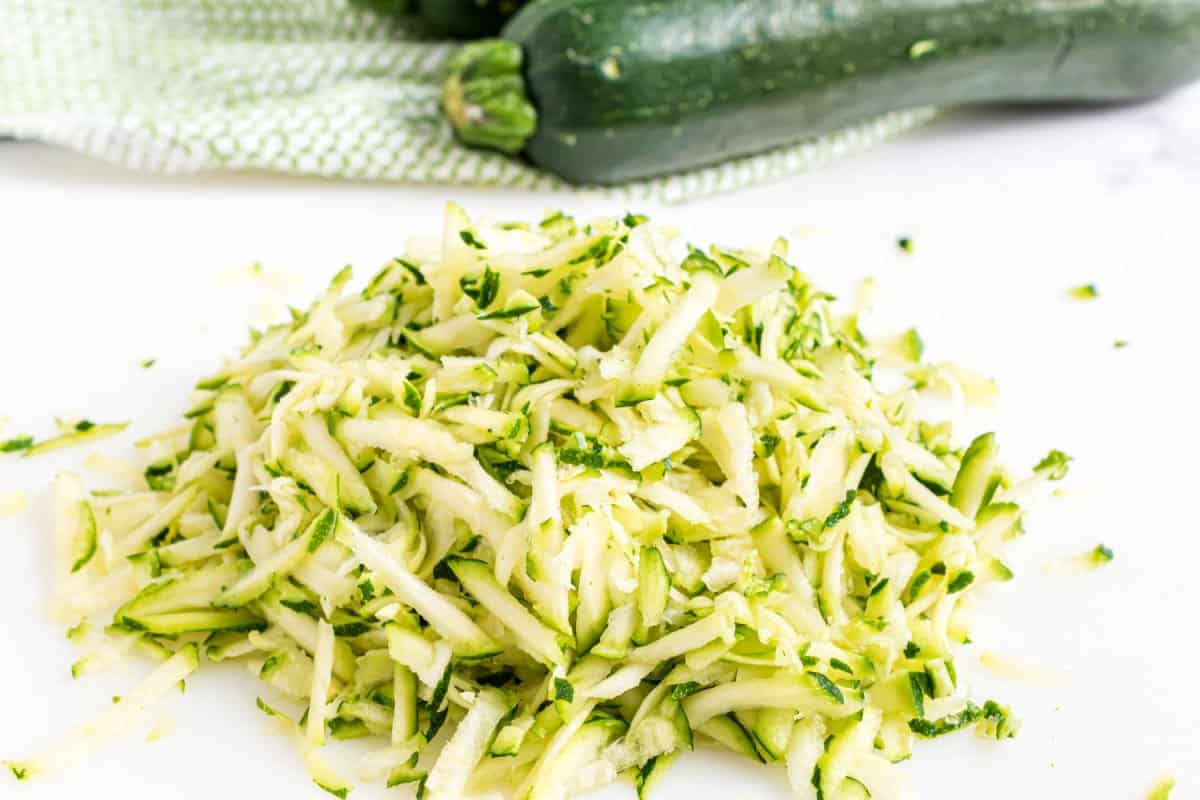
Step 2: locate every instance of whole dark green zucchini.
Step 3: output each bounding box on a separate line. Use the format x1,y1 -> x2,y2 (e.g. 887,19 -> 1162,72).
443,0 -> 1200,184
420,0 -> 526,39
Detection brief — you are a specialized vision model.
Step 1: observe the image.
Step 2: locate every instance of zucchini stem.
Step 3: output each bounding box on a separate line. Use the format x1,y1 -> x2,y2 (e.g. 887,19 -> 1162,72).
443,39 -> 537,155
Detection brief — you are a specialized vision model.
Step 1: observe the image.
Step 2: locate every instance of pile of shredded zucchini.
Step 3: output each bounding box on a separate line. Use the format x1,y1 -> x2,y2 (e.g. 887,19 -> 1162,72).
9,206 -> 1068,799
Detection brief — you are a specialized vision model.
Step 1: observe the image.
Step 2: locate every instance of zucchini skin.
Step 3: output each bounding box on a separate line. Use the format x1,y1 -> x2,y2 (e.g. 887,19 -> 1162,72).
421,0 -> 526,39
502,0 -> 1200,184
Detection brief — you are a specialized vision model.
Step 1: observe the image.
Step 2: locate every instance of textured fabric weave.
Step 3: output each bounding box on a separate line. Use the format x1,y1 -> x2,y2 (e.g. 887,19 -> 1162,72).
0,0 -> 937,201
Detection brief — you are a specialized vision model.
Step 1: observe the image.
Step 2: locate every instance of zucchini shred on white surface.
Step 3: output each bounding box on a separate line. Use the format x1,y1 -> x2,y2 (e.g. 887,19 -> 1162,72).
6,205 -> 1067,799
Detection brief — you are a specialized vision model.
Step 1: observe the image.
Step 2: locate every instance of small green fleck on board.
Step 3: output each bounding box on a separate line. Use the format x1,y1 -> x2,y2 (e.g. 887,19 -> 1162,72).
140,358 -> 156,369
1067,283 -> 1098,301
1034,449 -> 1072,480
1044,544 -> 1116,576
897,236 -> 913,253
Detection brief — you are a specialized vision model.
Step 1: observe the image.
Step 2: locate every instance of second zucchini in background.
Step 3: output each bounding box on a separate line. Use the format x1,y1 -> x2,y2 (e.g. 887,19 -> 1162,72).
444,0 -> 1200,184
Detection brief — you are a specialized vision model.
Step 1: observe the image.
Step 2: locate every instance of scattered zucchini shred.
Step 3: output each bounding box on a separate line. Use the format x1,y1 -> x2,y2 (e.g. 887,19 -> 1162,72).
1112,340 -> 1130,350
1033,449 -> 1072,481
12,205 -> 1069,798
1043,544 -> 1114,576
8,419 -> 131,458
1066,283 -> 1098,301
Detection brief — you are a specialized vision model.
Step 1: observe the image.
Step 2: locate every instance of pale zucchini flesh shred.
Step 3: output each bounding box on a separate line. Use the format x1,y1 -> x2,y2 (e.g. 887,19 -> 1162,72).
10,205 -> 1068,799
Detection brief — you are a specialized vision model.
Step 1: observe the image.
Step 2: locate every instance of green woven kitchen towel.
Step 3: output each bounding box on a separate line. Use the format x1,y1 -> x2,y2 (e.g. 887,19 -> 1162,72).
0,0 -> 936,202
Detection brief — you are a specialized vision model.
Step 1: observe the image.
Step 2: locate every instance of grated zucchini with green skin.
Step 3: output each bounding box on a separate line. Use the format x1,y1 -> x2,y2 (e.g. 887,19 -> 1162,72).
9,205 -> 1068,798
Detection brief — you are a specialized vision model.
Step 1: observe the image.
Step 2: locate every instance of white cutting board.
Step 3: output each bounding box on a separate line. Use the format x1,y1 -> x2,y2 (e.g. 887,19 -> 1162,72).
1,87 -> 1198,799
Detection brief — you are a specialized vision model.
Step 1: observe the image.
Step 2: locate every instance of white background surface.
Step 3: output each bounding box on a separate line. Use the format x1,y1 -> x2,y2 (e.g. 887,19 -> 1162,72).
2,86 -> 1199,800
